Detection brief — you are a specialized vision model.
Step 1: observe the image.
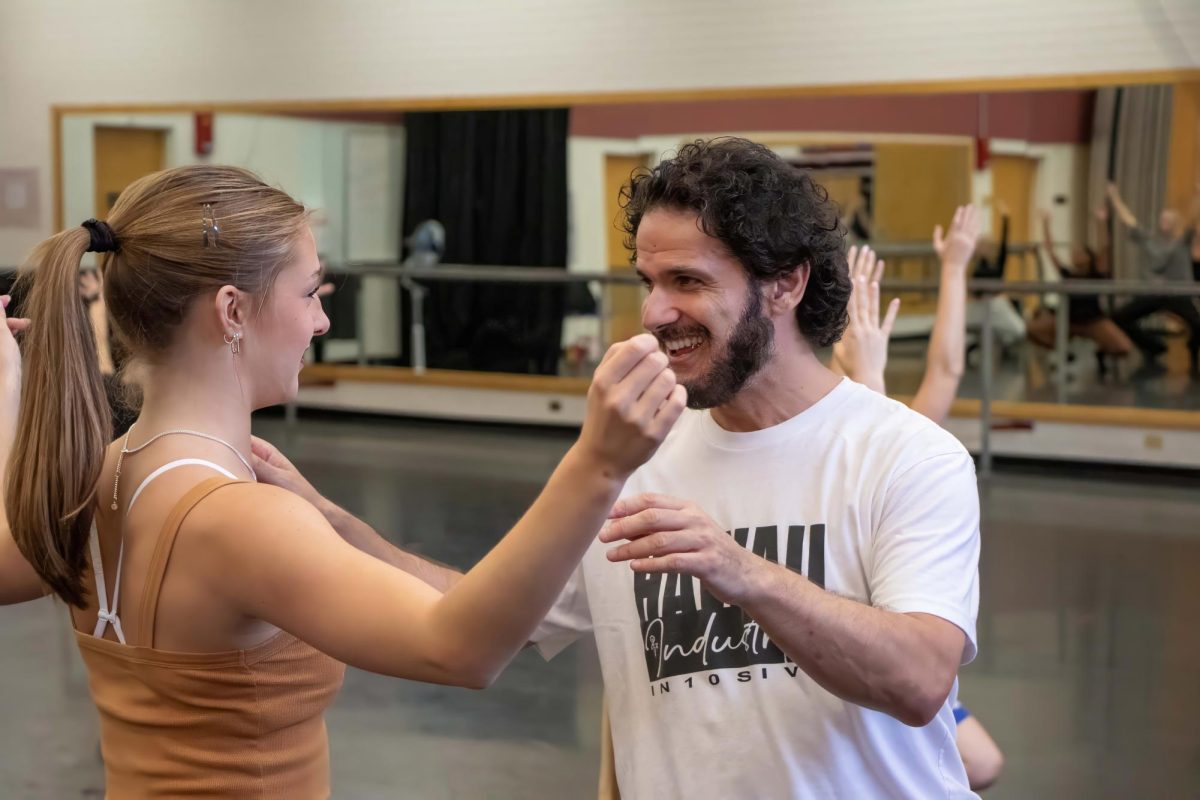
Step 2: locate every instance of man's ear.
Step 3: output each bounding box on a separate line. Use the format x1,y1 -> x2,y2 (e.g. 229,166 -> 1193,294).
768,263 -> 810,316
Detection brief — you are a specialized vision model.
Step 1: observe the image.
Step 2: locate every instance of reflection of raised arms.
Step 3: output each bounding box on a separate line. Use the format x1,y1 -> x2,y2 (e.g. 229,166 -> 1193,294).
993,200 -> 1009,279
80,271 -> 115,376
1186,183 -> 1200,245
910,206 -> 981,425
844,201 -> 872,242
1186,182 -> 1200,226
830,246 -> 899,393
1038,209 -> 1068,276
831,208 -> 979,426
1093,204 -> 1112,276
1105,183 -> 1139,229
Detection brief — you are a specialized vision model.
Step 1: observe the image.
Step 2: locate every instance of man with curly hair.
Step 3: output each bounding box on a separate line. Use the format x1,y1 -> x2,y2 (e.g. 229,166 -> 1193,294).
533,138 -> 981,798
255,137 -> 982,798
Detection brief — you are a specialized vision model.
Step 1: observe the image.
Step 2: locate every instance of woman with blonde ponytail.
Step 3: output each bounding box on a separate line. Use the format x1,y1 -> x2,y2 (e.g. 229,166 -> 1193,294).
0,165 -> 685,798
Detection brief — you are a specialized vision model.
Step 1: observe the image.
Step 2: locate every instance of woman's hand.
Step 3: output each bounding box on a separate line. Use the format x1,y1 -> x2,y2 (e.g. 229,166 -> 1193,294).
575,334 -> 687,480
831,246 -> 899,394
932,205 -> 981,275
0,295 -> 28,454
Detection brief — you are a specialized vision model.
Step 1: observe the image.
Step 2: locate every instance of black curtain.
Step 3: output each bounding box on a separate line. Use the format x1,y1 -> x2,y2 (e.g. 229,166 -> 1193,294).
401,109 -> 569,374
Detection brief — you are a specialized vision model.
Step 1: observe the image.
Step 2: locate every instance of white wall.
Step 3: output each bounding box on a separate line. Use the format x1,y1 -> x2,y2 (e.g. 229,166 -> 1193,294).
342,127 -> 406,360
1030,143 -> 1092,252
2,0 -> 1197,263
970,170 -> 995,236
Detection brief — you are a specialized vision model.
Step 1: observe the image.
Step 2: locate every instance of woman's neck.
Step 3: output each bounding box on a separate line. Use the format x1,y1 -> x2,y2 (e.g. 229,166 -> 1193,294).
133,361 -> 253,456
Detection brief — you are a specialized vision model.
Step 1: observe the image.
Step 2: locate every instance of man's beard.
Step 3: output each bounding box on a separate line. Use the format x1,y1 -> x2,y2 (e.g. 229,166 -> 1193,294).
656,289 -> 775,410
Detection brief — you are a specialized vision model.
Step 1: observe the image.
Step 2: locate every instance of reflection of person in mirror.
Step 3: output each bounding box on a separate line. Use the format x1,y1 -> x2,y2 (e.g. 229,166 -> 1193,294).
1190,184 -> 1200,281
834,206 -> 980,425
1106,182 -> 1200,376
0,164 -> 684,796
1026,206 -> 1132,377
841,175 -> 873,245
965,199 -> 1027,355
79,267 -> 140,436
254,138 -> 982,798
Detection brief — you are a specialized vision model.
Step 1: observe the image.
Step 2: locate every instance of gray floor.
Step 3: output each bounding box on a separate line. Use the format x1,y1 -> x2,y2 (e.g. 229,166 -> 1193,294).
2,414 -> 1199,798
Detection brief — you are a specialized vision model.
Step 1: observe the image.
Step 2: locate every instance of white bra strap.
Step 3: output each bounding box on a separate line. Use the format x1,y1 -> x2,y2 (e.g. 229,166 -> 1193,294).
89,522 -> 126,644
89,458 -> 239,644
127,459 -> 239,513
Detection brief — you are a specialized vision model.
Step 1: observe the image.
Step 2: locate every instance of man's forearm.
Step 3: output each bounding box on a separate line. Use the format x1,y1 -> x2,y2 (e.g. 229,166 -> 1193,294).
319,500 -> 463,591
739,560 -> 959,727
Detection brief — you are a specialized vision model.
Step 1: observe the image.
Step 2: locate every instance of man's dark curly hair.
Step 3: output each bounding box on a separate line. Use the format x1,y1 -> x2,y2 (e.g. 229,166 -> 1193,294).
621,137 -> 850,347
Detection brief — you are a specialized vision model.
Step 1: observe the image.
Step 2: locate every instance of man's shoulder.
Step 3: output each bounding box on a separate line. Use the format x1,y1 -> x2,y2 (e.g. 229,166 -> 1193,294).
1130,226 -> 1149,241
838,381 -> 970,463
654,384 -> 967,455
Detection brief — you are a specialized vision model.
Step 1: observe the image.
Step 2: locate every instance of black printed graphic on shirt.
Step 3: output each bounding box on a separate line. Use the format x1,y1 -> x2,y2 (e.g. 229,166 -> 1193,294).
633,524 -> 825,682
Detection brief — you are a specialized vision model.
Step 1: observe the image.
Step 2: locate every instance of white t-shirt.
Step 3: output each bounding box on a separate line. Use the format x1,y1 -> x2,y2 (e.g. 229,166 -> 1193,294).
536,378 -> 980,799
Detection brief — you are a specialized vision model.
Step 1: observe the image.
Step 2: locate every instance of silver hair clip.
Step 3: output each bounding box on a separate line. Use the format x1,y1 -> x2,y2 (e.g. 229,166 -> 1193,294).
202,203 -> 220,247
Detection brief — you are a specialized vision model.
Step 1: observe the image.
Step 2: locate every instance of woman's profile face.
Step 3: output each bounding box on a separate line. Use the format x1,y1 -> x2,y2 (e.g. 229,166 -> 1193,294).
244,228 -> 330,409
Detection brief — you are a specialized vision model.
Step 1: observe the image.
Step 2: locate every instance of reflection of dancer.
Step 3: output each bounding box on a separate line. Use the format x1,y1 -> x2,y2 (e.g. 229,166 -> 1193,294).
260,138 -> 982,797
841,175 -> 873,244
834,210 -> 1004,791
79,268 -> 140,436
1190,186 -> 1200,281
0,165 -> 683,795
1106,183 -> 1200,375
1027,207 -> 1132,376
835,206 -> 979,423
966,201 -> 1026,353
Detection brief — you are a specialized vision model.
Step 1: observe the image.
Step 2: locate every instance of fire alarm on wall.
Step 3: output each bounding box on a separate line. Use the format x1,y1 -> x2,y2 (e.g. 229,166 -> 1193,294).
195,112 -> 214,156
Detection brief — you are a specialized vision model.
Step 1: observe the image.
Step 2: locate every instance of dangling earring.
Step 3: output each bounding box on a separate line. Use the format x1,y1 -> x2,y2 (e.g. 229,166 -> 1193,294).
223,332 -> 242,355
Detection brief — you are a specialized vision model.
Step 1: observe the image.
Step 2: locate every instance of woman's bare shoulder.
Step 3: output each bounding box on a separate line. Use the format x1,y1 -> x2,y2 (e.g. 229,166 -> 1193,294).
187,481 -> 331,537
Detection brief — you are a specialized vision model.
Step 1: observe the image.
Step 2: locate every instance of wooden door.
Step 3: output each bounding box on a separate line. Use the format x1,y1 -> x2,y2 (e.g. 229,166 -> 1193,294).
990,154 -> 1037,282
1166,80 -> 1200,215
873,141 -> 972,313
92,126 -> 165,374
603,154 -> 650,343
94,126 -> 166,217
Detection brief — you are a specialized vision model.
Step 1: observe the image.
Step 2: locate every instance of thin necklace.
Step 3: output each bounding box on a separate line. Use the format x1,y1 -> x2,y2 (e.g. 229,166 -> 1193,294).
110,424 -> 257,511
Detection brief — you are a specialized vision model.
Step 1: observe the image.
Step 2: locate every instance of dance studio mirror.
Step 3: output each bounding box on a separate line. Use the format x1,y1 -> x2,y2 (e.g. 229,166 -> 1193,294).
53,80 -> 1199,421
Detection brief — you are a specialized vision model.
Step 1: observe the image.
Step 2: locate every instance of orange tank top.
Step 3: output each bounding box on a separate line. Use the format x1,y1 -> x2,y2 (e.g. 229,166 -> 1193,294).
73,476 -> 346,799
